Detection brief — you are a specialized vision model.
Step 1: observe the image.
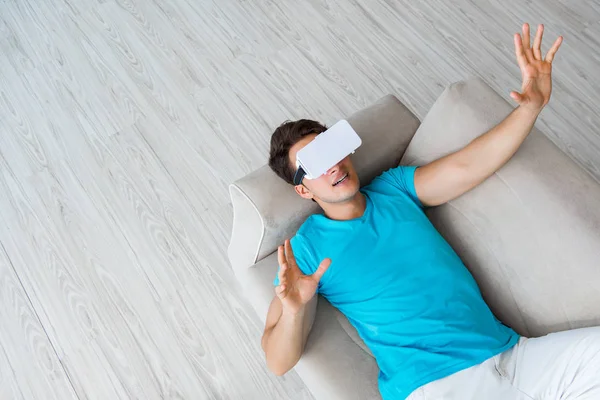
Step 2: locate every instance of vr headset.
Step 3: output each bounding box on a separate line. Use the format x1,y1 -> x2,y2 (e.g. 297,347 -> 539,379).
293,120 -> 362,185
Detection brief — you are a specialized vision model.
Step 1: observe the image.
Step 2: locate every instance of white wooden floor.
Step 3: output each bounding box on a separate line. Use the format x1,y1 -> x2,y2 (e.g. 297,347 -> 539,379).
0,0 -> 598,398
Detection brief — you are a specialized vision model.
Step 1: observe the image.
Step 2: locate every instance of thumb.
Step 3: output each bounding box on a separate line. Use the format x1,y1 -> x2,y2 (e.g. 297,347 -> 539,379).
510,91 -> 524,104
311,258 -> 332,282
275,284 -> 288,300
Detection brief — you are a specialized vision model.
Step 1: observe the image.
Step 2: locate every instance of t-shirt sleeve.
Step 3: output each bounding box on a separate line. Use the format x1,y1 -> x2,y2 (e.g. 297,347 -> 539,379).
384,165 -> 423,207
273,234 -> 318,289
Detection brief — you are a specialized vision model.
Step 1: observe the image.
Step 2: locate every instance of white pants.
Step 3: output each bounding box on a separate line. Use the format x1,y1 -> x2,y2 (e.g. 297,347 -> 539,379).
407,327 -> 600,400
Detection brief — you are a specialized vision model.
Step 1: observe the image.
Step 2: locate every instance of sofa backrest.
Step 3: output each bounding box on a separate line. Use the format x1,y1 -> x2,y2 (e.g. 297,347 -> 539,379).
228,95 -> 421,272
401,78 -> 600,337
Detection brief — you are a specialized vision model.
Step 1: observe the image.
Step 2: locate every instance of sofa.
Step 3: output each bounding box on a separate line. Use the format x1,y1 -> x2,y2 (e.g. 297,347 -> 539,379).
227,78 -> 600,399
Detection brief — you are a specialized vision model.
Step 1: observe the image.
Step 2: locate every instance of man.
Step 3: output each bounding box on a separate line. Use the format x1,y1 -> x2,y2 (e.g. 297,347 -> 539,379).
262,23 -> 600,399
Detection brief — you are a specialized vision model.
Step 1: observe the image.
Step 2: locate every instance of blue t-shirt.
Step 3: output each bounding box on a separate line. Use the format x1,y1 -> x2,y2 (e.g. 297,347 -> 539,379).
274,166 -> 519,399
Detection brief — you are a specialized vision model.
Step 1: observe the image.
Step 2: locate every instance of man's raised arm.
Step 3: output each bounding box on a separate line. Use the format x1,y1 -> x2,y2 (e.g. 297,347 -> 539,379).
413,23 -> 563,207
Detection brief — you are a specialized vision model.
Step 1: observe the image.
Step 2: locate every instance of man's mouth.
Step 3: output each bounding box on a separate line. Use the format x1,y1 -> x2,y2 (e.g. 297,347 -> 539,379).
332,173 -> 349,186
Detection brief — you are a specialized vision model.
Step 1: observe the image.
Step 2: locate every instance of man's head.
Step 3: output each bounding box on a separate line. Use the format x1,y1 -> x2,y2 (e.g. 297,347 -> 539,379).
268,119 -> 361,205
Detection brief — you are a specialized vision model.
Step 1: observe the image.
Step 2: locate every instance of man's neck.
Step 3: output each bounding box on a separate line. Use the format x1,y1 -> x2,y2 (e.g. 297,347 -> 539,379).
320,191 -> 367,221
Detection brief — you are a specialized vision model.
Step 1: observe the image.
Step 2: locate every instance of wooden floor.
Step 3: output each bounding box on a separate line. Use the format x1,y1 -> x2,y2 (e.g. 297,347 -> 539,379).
0,0 -> 598,398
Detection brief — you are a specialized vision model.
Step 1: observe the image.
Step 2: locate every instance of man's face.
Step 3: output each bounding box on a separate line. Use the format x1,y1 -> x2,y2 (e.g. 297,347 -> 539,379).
289,134 -> 361,204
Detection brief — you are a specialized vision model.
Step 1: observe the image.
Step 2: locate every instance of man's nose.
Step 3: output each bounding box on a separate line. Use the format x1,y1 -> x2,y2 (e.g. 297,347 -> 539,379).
326,163 -> 340,175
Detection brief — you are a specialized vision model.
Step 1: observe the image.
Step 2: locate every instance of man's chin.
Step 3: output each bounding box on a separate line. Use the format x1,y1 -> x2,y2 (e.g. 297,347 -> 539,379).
327,188 -> 361,204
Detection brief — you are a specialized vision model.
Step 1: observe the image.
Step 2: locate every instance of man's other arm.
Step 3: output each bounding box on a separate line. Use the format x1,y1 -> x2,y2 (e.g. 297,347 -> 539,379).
262,240 -> 330,375
261,295 -> 318,376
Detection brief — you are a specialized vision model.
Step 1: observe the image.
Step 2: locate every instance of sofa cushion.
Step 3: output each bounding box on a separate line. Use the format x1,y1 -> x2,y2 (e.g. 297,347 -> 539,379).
401,77 -> 600,337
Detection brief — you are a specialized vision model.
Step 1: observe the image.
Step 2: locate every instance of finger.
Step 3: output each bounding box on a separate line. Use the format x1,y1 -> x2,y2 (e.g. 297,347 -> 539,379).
514,33 -> 528,69
277,245 -> 285,268
522,23 -> 534,63
278,262 -> 288,284
510,91 -> 524,104
311,258 -> 332,282
284,239 -> 298,269
533,24 -> 543,60
275,284 -> 288,299
545,35 -> 563,63
522,23 -> 531,49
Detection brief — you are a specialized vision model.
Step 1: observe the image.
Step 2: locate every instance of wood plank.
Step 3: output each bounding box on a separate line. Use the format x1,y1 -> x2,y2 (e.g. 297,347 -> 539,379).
0,239 -> 78,400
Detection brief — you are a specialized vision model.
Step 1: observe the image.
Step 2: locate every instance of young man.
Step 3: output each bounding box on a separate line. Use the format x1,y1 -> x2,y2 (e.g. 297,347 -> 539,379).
262,24 -> 600,399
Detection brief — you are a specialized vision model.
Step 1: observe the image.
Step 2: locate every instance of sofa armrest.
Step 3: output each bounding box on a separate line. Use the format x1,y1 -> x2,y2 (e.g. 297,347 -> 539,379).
228,167 -> 320,273
237,254 -> 381,400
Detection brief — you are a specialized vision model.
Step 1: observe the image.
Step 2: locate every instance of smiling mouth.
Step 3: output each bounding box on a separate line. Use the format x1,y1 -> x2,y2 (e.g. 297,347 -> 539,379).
332,173 -> 349,186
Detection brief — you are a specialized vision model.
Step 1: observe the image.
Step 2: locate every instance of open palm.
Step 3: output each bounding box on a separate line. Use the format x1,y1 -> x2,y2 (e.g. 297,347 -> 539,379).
511,23 -> 563,111
276,240 -> 331,315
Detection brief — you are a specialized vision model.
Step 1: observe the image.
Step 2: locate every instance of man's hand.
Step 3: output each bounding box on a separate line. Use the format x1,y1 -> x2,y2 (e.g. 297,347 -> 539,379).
511,23 -> 563,111
276,239 -> 331,315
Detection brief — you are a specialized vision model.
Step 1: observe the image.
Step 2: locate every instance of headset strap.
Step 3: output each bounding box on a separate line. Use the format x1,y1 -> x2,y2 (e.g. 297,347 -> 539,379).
293,166 -> 306,186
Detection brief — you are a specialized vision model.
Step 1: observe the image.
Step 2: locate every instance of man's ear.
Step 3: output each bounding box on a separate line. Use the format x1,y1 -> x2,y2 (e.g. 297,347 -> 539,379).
294,183 -> 314,200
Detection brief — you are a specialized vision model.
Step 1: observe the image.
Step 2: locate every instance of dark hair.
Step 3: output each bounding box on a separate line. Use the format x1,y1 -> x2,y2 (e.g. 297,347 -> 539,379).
268,119 -> 327,185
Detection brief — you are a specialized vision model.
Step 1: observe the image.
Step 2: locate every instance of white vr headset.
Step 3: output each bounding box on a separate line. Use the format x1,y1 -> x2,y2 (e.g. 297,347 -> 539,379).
293,120 -> 362,185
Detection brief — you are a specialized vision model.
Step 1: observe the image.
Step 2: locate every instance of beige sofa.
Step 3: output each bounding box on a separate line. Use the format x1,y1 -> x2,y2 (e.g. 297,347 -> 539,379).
227,78 -> 600,399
